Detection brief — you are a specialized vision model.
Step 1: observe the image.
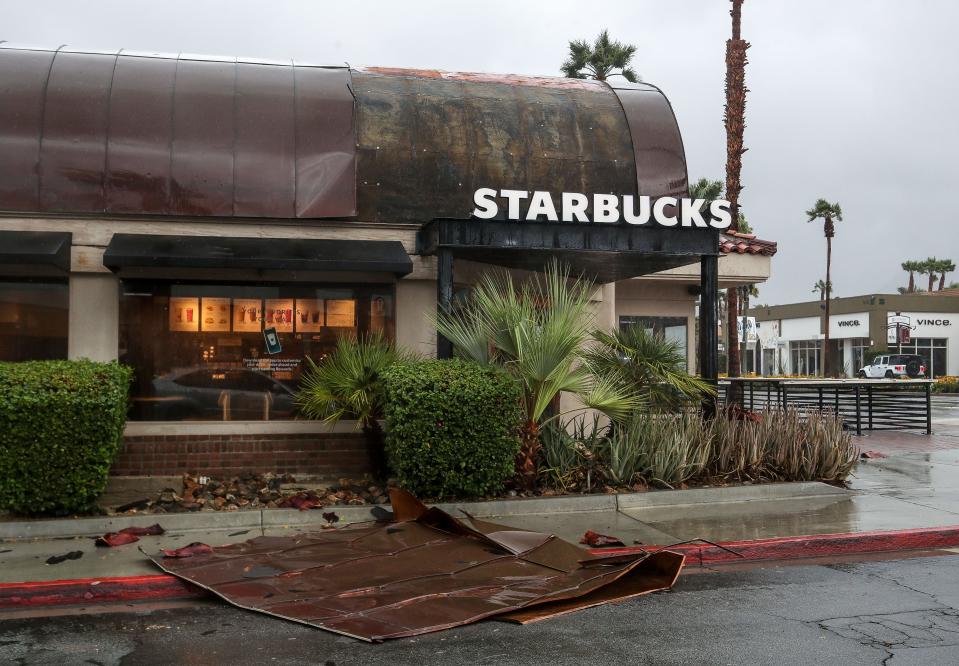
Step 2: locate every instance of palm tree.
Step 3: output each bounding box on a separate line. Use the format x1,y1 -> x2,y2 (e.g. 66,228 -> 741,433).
690,177 -> 724,203
812,280 -> 832,301
433,262 -> 639,488
584,327 -> 715,412
901,260 -> 921,293
806,199 -> 843,376
561,30 -> 639,82
923,257 -> 940,292
937,258 -> 955,290
297,333 -> 415,478
724,0 -> 750,379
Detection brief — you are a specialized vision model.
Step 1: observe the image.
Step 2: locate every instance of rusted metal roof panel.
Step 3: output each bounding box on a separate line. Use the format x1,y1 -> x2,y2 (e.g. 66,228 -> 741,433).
150,489 -> 684,641
352,69 -> 639,223
0,46 -> 356,219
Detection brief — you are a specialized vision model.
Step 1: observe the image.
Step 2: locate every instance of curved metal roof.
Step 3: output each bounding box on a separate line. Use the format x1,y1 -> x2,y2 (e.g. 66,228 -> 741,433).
0,45 -> 688,222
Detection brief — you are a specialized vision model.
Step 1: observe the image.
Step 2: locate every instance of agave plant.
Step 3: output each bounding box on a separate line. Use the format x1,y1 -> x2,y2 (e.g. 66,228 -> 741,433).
296,332 -> 415,477
584,326 -> 715,412
432,261 -> 639,488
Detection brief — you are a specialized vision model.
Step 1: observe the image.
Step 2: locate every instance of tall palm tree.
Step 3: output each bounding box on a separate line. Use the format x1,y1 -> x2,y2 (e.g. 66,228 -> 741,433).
937,258 -> 955,290
724,0 -> 750,379
433,262 -> 638,488
806,199 -> 843,377
561,30 -> 639,82
901,260 -> 921,293
812,280 -> 832,301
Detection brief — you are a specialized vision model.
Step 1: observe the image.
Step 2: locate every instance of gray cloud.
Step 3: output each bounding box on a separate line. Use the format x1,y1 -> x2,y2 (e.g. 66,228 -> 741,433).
5,0 -> 957,304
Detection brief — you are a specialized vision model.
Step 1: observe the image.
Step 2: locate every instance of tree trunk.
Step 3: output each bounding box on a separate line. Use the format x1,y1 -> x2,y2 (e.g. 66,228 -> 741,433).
516,420 -> 541,490
929,271 -> 936,292
362,419 -> 389,481
908,272 -> 915,292
939,273 -> 946,290
724,0 -> 748,380
824,232 -> 832,377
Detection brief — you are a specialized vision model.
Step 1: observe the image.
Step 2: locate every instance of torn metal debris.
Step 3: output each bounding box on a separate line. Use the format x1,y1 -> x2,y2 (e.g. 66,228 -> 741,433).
149,489 -> 684,641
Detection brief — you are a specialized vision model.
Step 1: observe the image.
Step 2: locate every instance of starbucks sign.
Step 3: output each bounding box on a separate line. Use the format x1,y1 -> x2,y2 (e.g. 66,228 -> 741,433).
471,188 -> 733,229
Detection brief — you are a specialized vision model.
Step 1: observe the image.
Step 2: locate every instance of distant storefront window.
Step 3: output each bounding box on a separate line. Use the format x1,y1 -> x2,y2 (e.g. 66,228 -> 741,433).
790,339 -> 821,376
0,280 -> 68,361
891,337 -> 948,378
850,338 -> 870,375
119,281 -> 395,421
619,316 -> 688,369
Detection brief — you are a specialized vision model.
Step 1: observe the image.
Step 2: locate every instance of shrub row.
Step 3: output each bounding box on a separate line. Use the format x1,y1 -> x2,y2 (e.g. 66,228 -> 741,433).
0,360 -> 132,515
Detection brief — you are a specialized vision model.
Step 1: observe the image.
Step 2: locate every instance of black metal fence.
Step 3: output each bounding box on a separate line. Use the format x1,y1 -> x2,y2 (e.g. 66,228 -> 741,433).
717,378 -> 933,435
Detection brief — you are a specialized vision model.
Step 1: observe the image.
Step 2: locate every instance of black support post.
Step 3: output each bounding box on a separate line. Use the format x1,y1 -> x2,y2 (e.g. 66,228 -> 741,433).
699,255 -> 719,415
436,248 -> 454,360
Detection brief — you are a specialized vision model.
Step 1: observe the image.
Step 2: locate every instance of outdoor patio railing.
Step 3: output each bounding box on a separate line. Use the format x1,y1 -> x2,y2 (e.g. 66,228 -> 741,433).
716,378 -> 933,435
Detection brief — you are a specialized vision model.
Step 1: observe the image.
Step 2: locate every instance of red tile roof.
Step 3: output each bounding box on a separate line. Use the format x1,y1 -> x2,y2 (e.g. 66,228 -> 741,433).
719,230 -> 778,256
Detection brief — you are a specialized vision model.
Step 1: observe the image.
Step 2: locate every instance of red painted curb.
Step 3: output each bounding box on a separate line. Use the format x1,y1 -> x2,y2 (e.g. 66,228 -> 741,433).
0,574 -> 203,609
4,526 -> 959,610
589,525 -> 959,565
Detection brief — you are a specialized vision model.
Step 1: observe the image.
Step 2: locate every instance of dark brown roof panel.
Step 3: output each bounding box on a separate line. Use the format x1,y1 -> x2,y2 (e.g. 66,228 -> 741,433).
0,48 -> 54,210
106,53 -> 176,213
0,46 -> 356,219
40,51 -> 115,212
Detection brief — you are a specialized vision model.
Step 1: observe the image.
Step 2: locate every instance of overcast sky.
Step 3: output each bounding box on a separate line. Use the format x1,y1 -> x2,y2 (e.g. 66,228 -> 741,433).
5,0 -> 958,305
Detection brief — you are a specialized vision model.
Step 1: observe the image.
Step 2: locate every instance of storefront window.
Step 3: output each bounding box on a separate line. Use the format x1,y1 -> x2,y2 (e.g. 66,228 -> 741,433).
619,316 -> 688,369
790,339 -> 821,376
0,280 -> 68,361
890,337 -> 948,378
119,281 -> 395,421
849,338 -> 870,375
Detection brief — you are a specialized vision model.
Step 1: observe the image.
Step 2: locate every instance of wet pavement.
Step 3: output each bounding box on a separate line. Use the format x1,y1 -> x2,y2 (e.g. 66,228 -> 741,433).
2,553 -> 959,664
3,396 -> 959,585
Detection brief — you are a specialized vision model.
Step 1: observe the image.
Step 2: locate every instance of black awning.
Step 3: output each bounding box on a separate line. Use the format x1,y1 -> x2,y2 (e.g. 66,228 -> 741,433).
102,234 -> 413,276
0,230 -> 72,276
417,220 -> 717,283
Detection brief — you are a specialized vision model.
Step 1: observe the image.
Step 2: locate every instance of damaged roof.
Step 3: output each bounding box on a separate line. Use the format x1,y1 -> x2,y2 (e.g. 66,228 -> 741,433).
0,45 -> 689,223
150,489 -> 684,641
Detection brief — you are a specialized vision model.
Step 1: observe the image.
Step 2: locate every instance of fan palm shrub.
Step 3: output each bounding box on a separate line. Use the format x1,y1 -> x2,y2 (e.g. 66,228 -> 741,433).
296,332 -> 415,477
433,262 -> 638,488
584,326 -> 715,412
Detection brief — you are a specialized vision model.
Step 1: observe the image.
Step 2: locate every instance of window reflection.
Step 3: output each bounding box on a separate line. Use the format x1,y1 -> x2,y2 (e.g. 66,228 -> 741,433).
619,316 -> 689,370
119,281 -> 395,421
0,280 -> 68,361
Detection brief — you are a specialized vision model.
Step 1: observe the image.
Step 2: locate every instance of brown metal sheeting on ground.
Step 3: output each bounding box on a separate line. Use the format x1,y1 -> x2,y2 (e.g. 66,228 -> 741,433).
149,489 -> 684,641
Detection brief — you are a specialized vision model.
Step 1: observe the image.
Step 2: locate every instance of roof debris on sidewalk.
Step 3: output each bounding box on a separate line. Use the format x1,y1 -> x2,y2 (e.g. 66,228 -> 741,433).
96,523 -> 166,547
148,488 -> 684,641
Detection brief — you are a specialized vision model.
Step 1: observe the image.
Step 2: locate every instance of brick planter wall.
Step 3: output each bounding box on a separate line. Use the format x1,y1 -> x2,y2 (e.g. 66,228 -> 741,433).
111,433 -> 373,477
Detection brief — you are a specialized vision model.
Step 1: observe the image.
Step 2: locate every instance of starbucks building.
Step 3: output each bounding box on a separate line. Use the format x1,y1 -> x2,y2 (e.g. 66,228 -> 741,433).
0,45 -> 774,478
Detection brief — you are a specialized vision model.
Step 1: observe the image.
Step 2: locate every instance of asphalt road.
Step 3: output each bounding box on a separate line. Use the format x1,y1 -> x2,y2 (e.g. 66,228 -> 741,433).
2,553 -> 959,666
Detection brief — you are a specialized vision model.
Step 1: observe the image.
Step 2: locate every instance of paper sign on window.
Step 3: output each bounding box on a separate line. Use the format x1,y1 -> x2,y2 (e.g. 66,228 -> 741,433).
264,299 -> 294,333
326,299 -> 356,328
295,299 -> 324,333
201,297 -> 231,332
169,297 -> 199,332
233,298 -> 262,333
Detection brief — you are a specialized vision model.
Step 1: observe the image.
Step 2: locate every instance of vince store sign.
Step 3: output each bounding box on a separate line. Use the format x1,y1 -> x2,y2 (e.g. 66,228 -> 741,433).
472,188 -> 733,229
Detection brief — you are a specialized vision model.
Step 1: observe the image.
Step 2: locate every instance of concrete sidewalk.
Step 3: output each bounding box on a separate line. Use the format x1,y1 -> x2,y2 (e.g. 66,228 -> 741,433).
4,412 -> 959,591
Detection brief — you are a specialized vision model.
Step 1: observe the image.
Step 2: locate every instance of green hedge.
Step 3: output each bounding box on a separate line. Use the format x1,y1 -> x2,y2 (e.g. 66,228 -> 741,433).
383,360 -> 521,498
0,360 -> 132,515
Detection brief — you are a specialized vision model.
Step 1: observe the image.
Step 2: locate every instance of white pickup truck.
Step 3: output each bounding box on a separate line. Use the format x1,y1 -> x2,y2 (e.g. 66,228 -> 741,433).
857,354 -> 926,379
